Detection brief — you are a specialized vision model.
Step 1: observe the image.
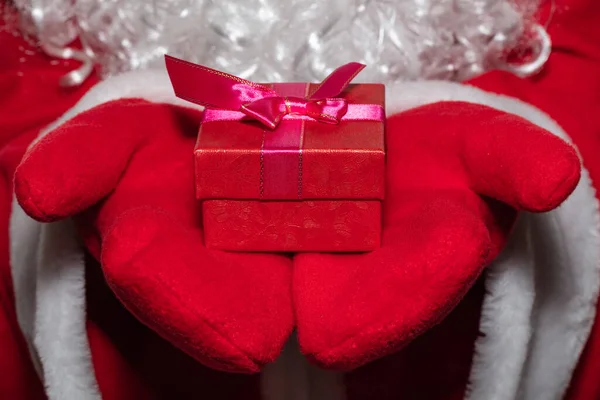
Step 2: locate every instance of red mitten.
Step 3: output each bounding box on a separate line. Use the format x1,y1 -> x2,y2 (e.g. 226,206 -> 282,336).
14,99 -> 294,373
294,101 -> 581,369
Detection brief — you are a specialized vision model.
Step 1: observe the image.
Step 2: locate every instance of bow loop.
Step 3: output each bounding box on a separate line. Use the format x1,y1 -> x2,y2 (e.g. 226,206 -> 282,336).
240,97 -> 287,129
241,96 -> 349,129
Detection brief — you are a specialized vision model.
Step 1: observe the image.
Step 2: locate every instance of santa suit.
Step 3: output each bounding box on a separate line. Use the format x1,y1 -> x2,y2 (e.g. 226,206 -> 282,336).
1,0 -> 600,399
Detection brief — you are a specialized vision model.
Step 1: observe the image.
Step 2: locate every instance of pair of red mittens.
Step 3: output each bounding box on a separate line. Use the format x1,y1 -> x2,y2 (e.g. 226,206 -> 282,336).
14,97 -> 579,373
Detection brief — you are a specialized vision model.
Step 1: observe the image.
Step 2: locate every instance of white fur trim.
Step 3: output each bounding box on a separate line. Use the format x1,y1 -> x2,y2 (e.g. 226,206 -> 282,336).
35,220 -> 101,400
518,181 -> 600,399
467,216 -> 536,399
9,69 -> 600,400
9,195 -> 43,377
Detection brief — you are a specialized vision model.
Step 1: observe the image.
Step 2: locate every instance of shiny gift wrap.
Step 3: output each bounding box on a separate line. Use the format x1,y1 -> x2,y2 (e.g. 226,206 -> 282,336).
166,56 -> 385,252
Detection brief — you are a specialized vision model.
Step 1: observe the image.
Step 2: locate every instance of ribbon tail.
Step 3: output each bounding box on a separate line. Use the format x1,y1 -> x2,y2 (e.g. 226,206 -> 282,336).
309,62 -> 366,100
164,55 -> 276,110
308,99 -> 348,124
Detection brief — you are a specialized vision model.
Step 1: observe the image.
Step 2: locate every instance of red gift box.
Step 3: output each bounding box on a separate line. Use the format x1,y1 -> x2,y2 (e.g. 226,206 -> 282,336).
166,56 -> 385,252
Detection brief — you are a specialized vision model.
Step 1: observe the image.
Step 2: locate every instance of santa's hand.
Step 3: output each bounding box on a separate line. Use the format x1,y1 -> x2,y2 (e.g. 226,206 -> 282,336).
14,99 -> 294,373
293,101 -> 581,370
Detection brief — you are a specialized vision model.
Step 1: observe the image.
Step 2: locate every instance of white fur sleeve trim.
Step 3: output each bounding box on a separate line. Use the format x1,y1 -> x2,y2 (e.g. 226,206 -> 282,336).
10,69 -> 600,400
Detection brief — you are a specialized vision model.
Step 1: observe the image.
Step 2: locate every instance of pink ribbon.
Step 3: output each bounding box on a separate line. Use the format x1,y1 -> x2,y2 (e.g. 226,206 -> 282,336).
165,55 -> 378,129
165,55 -> 384,199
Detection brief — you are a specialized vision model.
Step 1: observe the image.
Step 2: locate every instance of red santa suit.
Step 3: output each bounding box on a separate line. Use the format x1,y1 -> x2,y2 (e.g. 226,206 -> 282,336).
1,0 -> 600,399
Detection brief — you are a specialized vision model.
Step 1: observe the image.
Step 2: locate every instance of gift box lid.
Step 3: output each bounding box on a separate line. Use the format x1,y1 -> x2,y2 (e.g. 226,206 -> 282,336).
194,82 -> 385,201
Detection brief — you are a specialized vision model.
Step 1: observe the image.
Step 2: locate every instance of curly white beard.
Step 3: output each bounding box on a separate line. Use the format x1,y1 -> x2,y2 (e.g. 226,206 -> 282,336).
13,0 -> 543,84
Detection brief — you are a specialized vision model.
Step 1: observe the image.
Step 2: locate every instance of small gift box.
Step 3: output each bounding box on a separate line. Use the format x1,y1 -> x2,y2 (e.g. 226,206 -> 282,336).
165,55 -> 385,252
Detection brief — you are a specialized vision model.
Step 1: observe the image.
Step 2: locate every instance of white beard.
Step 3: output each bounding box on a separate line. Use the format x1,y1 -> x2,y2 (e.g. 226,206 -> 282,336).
15,0 -> 540,82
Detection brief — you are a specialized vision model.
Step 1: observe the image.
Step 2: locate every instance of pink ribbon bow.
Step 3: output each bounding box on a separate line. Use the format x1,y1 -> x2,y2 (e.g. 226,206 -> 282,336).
164,55 -> 366,129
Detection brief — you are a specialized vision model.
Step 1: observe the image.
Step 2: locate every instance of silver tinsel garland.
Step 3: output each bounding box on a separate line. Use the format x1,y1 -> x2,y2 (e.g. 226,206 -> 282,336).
10,0 -> 547,86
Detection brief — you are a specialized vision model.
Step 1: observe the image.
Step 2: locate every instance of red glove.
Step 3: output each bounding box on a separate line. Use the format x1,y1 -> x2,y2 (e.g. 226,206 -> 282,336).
14,99 -> 294,373
293,101 -> 581,369
14,95 -> 580,375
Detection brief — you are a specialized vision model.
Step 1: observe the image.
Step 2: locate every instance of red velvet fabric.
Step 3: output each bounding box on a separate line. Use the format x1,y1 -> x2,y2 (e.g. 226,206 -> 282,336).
15,99 -> 295,374
294,101 -> 579,369
1,1 -> 600,400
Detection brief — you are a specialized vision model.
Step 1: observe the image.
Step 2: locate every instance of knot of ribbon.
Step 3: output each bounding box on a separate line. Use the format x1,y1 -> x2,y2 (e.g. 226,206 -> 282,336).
241,96 -> 349,129
165,55 -> 366,129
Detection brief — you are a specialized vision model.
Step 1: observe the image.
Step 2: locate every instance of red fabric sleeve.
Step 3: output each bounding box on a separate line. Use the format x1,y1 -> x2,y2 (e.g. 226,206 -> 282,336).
0,5 -> 97,398
468,1 -> 600,398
